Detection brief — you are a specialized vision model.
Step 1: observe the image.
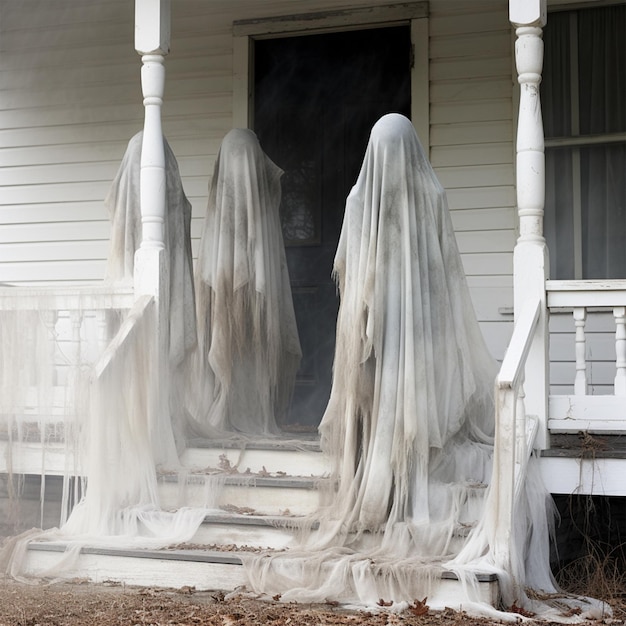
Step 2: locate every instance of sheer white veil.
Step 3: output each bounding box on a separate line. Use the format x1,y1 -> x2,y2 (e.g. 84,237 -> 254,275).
244,115 -> 587,619
187,129 -> 301,436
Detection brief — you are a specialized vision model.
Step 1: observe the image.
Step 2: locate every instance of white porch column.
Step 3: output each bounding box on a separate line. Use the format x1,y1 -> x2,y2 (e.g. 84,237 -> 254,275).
134,0 -> 170,298
133,0 -> 176,466
510,0 -> 550,449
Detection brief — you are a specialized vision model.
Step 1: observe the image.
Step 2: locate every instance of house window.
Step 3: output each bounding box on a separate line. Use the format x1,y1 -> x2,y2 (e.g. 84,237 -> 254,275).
542,4 -> 626,279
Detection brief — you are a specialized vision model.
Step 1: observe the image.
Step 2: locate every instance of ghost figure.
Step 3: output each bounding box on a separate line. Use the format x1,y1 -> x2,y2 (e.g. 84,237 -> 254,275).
189,129 -> 301,435
105,131 -> 197,372
104,131 -> 197,465
243,113 -> 501,606
320,113 -> 496,538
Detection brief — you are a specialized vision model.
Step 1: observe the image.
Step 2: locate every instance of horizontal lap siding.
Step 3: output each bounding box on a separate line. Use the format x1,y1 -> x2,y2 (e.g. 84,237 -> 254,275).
430,0 -> 515,361
0,0 -> 400,286
0,0 -> 517,359
0,0 -> 140,285
0,1 -> 236,285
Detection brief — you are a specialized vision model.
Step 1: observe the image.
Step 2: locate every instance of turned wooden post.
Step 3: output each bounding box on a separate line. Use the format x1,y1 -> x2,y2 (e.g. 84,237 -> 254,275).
510,0 -> 549,449
133,0 -> 174,466
134,0 -> 170,298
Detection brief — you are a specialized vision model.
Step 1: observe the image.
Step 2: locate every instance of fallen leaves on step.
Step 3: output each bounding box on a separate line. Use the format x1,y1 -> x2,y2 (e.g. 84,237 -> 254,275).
221,504 -> 257,515
409,598 -> 429,616
508,602 -> 535,617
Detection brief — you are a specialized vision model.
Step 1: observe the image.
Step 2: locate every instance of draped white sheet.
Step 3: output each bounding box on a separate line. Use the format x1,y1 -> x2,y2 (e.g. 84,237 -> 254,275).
0,133 -> 208,579
187,129 -> 301,435
105,131 -> 197,372
244,115 -> 604,620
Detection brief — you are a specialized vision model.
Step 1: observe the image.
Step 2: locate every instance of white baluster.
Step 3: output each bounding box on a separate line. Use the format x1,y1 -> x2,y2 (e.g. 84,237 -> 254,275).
95,310 -> 109,351
573,307 -> 587,395
69,310 -> 83,366
614,306 -> 626,396
42,310 -> 58,387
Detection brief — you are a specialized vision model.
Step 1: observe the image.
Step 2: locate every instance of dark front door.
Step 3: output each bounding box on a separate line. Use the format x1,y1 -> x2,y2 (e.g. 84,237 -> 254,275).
254,25 -> 412,429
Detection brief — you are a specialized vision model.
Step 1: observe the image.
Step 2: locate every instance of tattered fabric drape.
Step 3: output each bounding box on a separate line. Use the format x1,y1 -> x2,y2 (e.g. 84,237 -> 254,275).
244,115 -> 578,618
188,129 -> 301,435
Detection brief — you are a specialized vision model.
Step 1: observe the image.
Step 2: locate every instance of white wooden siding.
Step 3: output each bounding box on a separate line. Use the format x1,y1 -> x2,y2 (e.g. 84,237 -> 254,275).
0,0 -> 516,360
429,1 -> 515,360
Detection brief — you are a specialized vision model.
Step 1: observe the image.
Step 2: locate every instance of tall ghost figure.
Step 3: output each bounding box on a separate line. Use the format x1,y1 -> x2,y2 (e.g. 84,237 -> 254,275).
190,129 -> 302,435
245,113 -> 505,607
246,113 -> 598,618
105,132 -> 197,462
320,113 -> 496,535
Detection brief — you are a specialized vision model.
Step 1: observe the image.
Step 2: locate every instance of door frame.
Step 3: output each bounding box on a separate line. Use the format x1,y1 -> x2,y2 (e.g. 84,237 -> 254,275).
232,2 -> 430,153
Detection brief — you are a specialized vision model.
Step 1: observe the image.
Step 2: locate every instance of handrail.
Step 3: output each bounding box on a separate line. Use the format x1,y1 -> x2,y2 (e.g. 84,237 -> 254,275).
94,294 -> 154,379
497,300 -> 541,392
547,279 -> 626,308
491,298 -> 542,573
0,284 -> 134,311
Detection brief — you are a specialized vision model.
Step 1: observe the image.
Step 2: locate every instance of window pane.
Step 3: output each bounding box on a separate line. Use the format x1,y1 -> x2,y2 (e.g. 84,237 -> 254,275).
578,6 -> 626,136
581,143 -> 626,278
545,148 -> 575,278
542,5 -> 626,279
542,11 -> 572,139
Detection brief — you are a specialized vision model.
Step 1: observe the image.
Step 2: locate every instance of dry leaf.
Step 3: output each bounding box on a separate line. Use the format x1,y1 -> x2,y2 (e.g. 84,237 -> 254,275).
377,598 -> 393,607
409,597 -> 429,616
509,602 -> 535,617
560,606 -> 582,617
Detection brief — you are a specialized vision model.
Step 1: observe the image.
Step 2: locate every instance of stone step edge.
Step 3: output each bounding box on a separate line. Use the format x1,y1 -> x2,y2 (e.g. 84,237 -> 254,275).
159,474 -> 325,489
0,435 -> 322,453
201,512 -> 318,529
25,542 -> 497,583
187,436 -> 321,453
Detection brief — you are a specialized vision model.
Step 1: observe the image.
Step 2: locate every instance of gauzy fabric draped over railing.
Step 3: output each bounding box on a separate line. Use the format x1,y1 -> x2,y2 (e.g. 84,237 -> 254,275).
105,131 -> 197,451
243,114 -> 604,620
543,5 -> 626,280
186,129 -> 302,436
0,133 -> 207,579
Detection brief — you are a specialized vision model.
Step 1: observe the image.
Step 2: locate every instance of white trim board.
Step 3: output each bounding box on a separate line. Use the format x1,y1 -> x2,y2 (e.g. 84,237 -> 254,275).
231,2 -> 429,149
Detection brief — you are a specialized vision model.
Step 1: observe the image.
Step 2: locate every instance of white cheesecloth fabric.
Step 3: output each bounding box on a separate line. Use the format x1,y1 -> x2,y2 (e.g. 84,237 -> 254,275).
243,114 -> 605,621
105,130 -> 197,375
187,128 -> 302,436
0,132 -> 207,579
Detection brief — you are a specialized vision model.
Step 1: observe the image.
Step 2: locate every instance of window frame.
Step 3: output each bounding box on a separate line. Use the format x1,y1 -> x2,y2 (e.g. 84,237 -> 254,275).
544,3 -> 626,279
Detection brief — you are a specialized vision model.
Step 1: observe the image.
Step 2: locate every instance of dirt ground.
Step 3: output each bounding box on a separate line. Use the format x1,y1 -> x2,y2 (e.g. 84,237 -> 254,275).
0,579 -> 623,626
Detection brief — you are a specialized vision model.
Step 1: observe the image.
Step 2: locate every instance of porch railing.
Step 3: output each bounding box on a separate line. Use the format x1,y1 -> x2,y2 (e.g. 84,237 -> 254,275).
546,279 -> 626,434
490,298 -> 541,571
0,284 -> 134,475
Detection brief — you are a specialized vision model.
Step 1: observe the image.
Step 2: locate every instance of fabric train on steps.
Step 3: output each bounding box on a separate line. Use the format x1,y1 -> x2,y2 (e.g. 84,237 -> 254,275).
242,114 -> 605,621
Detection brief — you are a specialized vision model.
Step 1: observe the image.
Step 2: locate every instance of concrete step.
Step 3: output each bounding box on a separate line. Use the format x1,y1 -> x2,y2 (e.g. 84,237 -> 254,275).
181,436 -> 329,477
157,473 -> 326,517
190,512 -> 303,549
22,541 -> 500,609
0,434 -> 330,479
